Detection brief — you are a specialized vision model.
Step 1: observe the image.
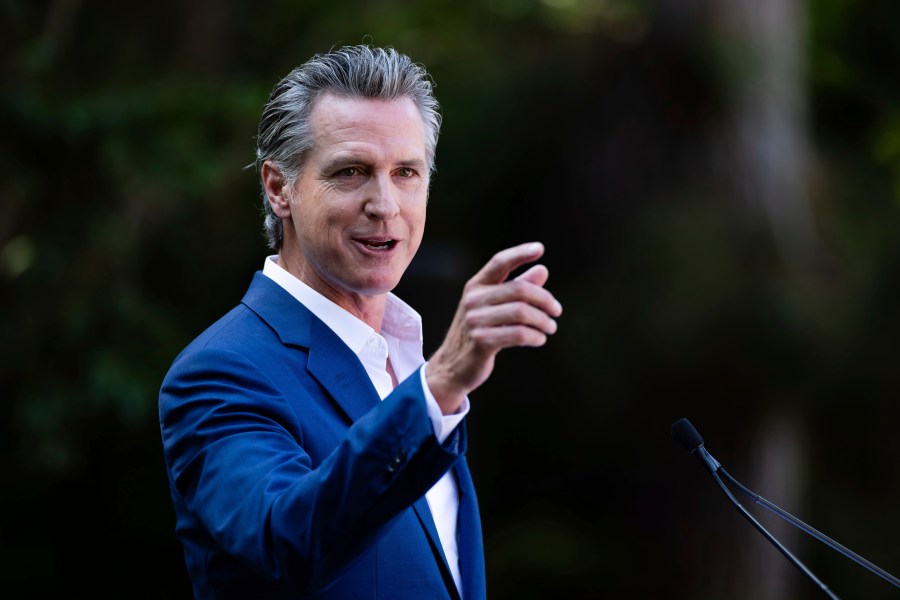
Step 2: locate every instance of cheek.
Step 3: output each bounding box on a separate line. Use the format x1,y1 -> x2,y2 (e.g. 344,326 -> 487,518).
406,211 -> 426,255
404,195 -> 427,229
291,211 -> 330,263
294,196 -> 348,240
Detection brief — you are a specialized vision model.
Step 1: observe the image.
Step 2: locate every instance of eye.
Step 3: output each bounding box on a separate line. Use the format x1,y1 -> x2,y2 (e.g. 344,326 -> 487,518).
396,167 -> 416,178
337,166 -> 360,177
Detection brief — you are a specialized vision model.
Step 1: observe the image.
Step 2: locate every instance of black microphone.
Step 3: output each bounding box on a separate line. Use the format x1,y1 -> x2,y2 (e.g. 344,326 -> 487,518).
671,418 -> 900,592
672,417 -> 841,599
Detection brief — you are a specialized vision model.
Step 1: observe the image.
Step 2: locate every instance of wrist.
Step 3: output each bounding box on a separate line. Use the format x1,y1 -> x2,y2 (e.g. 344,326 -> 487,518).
424,360 -> 466,415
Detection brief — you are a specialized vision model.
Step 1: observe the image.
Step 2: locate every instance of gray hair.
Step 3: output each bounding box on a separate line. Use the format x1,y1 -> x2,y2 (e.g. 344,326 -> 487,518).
255,44 -> 442,250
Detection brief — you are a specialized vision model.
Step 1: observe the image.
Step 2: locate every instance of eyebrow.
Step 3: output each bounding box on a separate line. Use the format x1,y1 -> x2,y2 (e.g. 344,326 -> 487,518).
396,158 -> 427,170
321,155 -> 427,173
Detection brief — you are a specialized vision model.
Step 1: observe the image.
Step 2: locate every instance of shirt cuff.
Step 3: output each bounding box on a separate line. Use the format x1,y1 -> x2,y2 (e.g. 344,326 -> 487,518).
419,362 -> 469,444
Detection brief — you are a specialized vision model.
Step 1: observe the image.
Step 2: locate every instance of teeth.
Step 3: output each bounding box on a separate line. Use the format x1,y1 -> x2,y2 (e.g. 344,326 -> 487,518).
365,241 -> 392,249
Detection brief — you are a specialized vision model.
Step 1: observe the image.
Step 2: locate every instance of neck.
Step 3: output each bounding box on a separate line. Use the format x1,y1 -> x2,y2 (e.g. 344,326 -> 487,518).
338,293 -> 387,332
276,253 -> 387,331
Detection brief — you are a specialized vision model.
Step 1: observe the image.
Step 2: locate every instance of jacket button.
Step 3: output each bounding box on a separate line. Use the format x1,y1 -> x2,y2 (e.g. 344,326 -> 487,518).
382,451 -> 407,480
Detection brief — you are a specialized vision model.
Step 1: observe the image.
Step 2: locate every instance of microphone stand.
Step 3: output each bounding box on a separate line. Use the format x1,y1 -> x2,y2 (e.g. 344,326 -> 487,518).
673,417 -> 900,598
691,442 -> 841,599
709,468 -> 840,600
718,467 -> 900,590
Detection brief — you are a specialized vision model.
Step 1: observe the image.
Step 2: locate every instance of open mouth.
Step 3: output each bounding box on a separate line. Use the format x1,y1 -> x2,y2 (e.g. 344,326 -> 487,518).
359,239 -> 397,250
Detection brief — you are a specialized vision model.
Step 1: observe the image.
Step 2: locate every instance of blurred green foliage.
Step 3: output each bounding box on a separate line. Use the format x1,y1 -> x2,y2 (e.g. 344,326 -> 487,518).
2,0 -> 899,598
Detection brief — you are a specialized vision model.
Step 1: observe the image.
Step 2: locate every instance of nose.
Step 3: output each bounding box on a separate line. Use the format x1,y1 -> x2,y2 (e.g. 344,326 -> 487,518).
364,173 -> 400,221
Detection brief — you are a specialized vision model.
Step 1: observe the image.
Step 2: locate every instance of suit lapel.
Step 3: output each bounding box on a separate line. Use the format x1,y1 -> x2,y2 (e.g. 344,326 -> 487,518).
412,459 -> 484,600
241,271 -> 381,422
456,458 -> 486,600
306,316 -> 382,422
413,496 -> 461,600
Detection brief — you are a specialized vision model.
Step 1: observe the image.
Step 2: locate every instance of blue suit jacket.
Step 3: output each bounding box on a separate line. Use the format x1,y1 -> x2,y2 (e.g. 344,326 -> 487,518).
159,272 -> 486,599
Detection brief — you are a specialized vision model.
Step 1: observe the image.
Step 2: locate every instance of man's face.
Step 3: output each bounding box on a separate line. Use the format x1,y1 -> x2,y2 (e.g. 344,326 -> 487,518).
282,93 -> 429,305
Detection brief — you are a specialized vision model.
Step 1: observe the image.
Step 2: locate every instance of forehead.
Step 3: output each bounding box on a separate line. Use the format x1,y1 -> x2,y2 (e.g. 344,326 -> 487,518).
308,93 -> 426,158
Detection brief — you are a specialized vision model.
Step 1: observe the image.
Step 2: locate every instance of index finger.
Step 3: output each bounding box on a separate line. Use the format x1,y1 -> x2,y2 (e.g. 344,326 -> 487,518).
470,242 -> 545,285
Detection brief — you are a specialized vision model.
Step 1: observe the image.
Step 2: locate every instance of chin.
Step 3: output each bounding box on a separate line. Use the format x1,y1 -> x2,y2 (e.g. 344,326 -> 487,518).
356,275 -> 403,297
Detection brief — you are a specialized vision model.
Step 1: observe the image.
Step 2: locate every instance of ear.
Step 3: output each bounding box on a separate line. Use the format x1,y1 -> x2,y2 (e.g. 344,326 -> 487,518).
261,160 -> 292,219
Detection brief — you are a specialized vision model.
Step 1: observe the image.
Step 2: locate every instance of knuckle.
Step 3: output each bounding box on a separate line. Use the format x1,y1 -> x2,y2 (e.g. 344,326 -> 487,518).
462,293 -> 482,312
509,279 -> 527,295
470,329 -> 490,345
511,303 -> 529,321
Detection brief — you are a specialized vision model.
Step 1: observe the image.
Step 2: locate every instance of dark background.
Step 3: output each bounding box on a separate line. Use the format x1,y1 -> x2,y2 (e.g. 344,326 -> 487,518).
2,1 -> 898,598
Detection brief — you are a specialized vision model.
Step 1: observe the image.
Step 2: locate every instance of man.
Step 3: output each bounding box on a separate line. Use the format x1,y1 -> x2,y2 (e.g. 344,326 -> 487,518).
159,44 -> 562,599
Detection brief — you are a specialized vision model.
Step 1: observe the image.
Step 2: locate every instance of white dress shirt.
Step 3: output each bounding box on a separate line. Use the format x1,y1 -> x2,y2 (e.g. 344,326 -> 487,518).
262,256 -> 469,596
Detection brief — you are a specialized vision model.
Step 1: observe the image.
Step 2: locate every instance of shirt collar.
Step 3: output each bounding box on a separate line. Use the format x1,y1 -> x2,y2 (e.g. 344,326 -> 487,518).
261,255 -> 423,354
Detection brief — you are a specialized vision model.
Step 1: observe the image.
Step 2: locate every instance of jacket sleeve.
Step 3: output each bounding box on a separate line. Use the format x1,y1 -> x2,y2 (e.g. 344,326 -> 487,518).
159,345 -> 463,593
